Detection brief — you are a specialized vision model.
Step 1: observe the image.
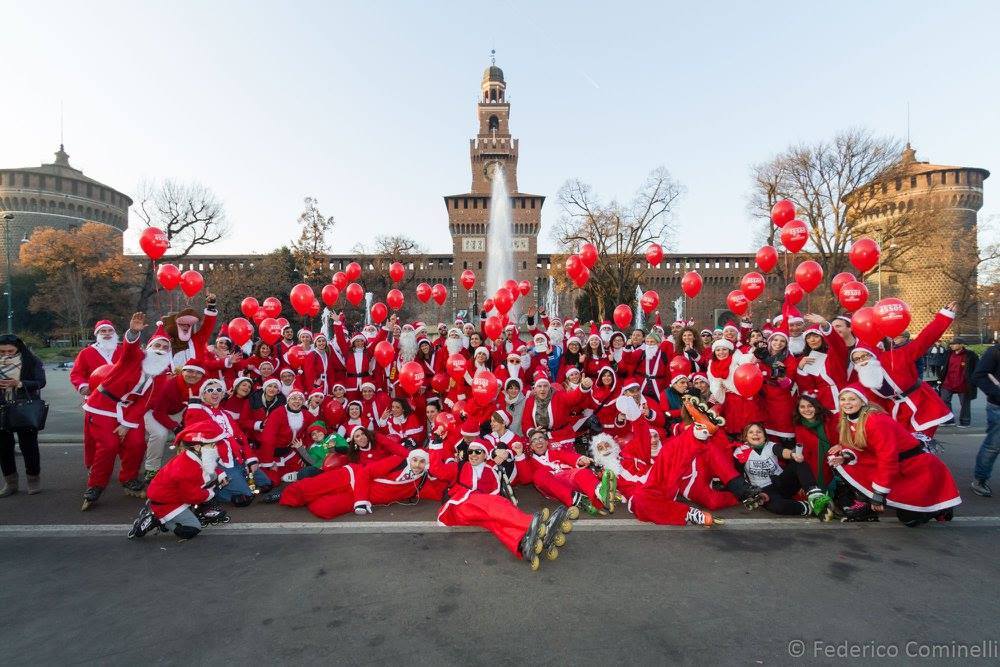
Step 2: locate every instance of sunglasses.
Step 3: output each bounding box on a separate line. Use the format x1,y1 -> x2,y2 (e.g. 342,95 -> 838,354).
467,448 -> 487,455
203,387 -> 225,394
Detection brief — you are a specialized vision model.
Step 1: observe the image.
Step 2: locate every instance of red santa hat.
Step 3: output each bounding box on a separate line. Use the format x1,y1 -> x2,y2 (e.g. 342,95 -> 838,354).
231,375 -> 254,391
669,371 -> 689,386
803,323 -> 824,338
262,378 -> 281,391
711,338 -> 735,352
505,377 -> 523,392
258,359 -> 275,371
466,439 -> 493,456
504,323 -> 517,332
181,362 -> 207,374
175,422 -> 226,446
349,332 -> 366,344
722,321 -> 740,334
849,343 -> 878,362
93,319 -> 116,334
839,383 -> 870,405
600,320 -> 613,331
767,320 -> 790,343
832,314 -> 852,326
279,368 -> 297,378
199,378 -> 226,397
313,332 -> 328,342
331,383 -> 346,393
307,422 -> 328,437
533,372 -> 550,387
691,372 -> 708,384
287,389 -> 306,400
297,328 -> 313,339
700,328 -> 713,336
672,319 -> 685,327
493,409 -> 512,427
589,322 -> 599,337
566,335 -> 582,347
460,421 -> 480,437
621,379 -> 641,392
474,346 -> 490,358
654,313 -> 663,329
147,321 -> 170,346
216,323 -> 231,342
609,331 -> 626,344
308,389 -> 325,400
360,381 -> 377,392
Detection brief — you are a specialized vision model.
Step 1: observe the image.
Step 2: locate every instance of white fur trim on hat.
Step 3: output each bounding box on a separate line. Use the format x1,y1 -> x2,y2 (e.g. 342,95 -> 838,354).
711,339 -> 735,352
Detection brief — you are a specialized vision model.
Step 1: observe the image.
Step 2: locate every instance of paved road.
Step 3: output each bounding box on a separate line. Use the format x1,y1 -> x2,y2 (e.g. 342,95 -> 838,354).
2,528 -> 998,665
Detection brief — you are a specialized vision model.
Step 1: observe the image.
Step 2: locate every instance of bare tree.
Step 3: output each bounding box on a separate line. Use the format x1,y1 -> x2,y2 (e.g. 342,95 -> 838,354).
351,235 -> 428,321
134,179 -> 229,311
551,166 -> 683,320
291,197 -> 336,281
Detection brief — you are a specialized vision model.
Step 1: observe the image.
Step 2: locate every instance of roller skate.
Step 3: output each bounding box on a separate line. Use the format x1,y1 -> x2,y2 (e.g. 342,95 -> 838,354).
840,500 -> 879,522
807,489 -> 834,522
142,469 -> 158,484
573,492 -> 600,517
597,468 -> 617,514
81,486 -> 103,511
195,501 -> 231,527
128,502 -> 165,539
741,485 -> 766,511
685,507 -> 719,527
936,509 -> 954,523
122,478 -> 146,499
542,505 -> 576,557
519,509 -> 548,571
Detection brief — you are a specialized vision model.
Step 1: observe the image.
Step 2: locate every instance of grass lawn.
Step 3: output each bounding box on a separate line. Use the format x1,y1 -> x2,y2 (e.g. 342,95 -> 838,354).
34,347 -> 81,362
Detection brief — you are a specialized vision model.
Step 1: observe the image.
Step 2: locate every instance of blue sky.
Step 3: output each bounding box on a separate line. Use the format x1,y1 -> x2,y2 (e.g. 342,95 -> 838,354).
2,1 -> 996,255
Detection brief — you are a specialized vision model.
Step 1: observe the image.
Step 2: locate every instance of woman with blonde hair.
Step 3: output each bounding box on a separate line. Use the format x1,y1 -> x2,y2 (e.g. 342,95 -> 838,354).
828,385 -> 961,526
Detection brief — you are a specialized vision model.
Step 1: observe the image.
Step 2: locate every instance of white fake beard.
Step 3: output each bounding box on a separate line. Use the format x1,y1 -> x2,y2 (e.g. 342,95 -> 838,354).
600,330 -> 612,345
142,349 -> 171,376
95,334 -> 119,356
788,335 -> 806,355
593,449 -> 622,475
200,445 -> 220,478
856,359 -> 886,389
363,328 -> 378,341
399,330 -> 418,363
612,348 -> 624,363
644,344 -> 658,360
507,362 -> 521,376
445,337 -> 463,355
547,326 -> 564,346
534,342 -> 548,354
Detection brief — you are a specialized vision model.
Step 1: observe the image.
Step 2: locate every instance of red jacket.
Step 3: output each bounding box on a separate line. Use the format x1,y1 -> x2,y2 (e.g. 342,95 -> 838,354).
147,449 -> 214,521
83,333 -> 165,428
70,343 -> 121,393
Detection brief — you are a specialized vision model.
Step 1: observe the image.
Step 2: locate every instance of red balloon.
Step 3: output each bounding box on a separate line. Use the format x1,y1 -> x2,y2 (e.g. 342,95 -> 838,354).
460,270 -> 476,291
645,243 -> 664,267
262,297 -> 282,318
755,245 -> 778,274
370,302 -> 388,324
494,288 -> 514,315
332,271 -> 348,290
373,340 -> 395,367
849,238 -> 881,273
259,318 -> 282,345
851,307 -> 882,346
726,290 -> 749,316
433,411 -> 457,434
681,271 -> 703,299
838,280 -> 869,312
321,400 -> 345,426
784,283 -> 804,306
579,242 -> 598,269
277,317 -> 290,329
252,308 -> 267,326
432,284 -> 448,306
780,220 -> 809,253
240,297 -> 260,318
770,199 -> 796,228
470,369 -> 500,406
640,290 -> 659,314
179,270 -> 204,298
345,262 -> 362,281
482,298 -> 494,314
446,353 -> 468,380
156,263 -> 181,291
450,399 -> 467,419
873,298 -> 911,339
308,299 -> 321,318
415,282 -> 432,303
831,272 -> 856,298
565,254 -> 585,280
613,304 -> 632,330
386,288 -> 404,311
733,363 -> 763,397
517,280 -> 531,297
398,361 -> 425,395
740,272 -> 766,301
794,260 -> 824,293
89,363 -> 115,390
321,284 -> 340,307
290,283 -> 315,316
228,317 -> 253,346
139,227 -> 169,260
431,372 -> 451,394
571,265 -> 589,288
389,262 -> 405,283
669,355 -> 690,377
345,283 -> 364,307
504,279 -> 519,298
286,346 -> 308,370
483,315 -> 503,340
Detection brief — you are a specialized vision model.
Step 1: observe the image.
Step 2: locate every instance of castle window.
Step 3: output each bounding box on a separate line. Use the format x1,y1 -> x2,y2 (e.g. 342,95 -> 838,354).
478,261 -> 482,270
21,173 -> 29,187
894,179 -> 902,191
463,261 -> 468,269
473,199 -> 477,209
488,115 -> 499,132
522,261 -> 527,269
71,181 -> 78,195
463,198 -> 468,209
530,198 -> 535,209
454,199 -> 459,209
888,275 -> 898,286
910,176 -> 916,188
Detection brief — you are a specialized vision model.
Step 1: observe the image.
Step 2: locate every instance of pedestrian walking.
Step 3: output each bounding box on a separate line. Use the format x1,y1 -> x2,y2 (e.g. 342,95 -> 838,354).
939,337 -> 978,428
971,342 -> 1000,497
0,334 -> 47,496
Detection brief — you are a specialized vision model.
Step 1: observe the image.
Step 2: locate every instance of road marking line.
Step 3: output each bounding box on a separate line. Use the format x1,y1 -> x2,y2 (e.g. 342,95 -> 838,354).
2,516 -> 999,536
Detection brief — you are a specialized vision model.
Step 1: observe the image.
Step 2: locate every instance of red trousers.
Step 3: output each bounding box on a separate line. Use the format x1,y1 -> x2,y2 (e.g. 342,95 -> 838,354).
681,443 -> 739,510
532,467 -> 604,509
629,487 -> 690,525
439,493 -> 532,558
84,413 -> 145,488
280,466 -> 357,519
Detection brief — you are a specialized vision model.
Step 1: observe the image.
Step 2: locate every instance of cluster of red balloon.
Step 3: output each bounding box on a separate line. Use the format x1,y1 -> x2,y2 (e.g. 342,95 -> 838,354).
141,228 -> 205,299
564,242 -> 597,288
289,283 -> 321,318
415,282 -> 448,306
852,298 -> 911,346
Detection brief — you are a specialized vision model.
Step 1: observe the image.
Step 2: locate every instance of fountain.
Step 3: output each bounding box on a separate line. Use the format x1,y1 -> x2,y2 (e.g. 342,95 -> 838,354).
545,274 -> 558,318
634,285 -> 644,331
364,291 -> 373,326
485,163 -> 515,302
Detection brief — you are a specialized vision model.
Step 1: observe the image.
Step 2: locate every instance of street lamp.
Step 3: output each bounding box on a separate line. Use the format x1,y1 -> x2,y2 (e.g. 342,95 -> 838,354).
2,213 -> 28,335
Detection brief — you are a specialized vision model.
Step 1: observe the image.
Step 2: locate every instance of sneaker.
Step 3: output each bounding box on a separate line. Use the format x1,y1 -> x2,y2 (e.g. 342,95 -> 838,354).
122,479 -> 146,498
281,472 -> 299,484
142,469 -> 158,483
353,501 -> 373,515
970,479 -> 992,497
685,507 -> 715,526
261,489 -> 283,504
956,424 -> 969,429
807,489 -> 834,521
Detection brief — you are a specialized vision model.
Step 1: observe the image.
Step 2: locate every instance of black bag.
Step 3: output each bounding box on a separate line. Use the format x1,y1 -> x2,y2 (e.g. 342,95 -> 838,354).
3,389 -> 49,432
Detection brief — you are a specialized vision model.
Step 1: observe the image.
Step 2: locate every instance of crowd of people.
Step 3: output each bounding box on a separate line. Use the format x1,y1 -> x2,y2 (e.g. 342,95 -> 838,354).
42,293 -> 982,570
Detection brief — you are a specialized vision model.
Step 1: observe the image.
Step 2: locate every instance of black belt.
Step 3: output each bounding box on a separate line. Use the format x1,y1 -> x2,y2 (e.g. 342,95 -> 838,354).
347,372 -> 370,378
99,387 -> 127,405
899,445 -> 925,461
892,380 -> 923,401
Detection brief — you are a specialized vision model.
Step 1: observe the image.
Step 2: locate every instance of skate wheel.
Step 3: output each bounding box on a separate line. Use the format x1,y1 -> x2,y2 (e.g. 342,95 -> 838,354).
566,506 -> 580,520
539,507 -> 551,523
127,529 -> 137,540
546,546 -> 559,561
710,516 -> 724,526
560,520 -> 573,534
537,524 -> 547,539
81,500 -> 92,512
533,539 -> 544,555
529,556 -> 540,571
553,533 -> 566,547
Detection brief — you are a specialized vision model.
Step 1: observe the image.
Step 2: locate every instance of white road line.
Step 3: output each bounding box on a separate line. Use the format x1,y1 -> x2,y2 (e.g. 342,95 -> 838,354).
2,516 -> 999,537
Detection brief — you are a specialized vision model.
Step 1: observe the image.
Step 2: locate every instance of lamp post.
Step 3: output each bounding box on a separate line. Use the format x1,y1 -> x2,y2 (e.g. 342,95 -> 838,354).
3,213 -> 16,334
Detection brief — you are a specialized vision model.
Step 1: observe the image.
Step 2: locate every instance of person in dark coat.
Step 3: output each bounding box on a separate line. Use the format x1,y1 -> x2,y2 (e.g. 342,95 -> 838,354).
972,342 -> 1000,497
940,337 -> 978,428
0,334 -> 47,496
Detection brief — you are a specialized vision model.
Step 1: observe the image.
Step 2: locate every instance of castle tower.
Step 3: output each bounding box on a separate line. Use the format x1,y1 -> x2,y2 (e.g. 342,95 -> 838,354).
847,144 -> 989,335
445,54 -> 544,316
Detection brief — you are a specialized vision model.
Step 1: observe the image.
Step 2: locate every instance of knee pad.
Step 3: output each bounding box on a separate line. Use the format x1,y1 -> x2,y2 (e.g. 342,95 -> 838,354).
231,494 -> 254,507
173,525 -> 201,539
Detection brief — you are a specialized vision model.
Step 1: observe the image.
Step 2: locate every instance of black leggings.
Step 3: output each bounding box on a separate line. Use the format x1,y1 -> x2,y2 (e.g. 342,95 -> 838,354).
759,462 -> 818,516
0,429 -> 40,476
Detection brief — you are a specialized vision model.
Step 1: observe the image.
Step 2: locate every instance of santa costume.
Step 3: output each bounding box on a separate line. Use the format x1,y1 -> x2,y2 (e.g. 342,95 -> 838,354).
794,322 -> 848,414
257,391 -> 316,485
70,319 -> 122,395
